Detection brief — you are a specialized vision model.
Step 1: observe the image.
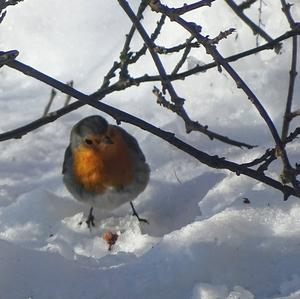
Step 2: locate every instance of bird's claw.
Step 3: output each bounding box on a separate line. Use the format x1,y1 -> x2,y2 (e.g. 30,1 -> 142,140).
84,207 -> 95,230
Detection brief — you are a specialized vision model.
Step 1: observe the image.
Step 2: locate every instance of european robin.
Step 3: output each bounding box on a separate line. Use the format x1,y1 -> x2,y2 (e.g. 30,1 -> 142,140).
62,115 -> 150,228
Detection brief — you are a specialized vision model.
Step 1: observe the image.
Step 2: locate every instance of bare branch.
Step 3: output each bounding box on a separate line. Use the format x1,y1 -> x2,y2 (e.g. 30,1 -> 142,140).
149,0 -> 281,146
153,86 -> 255,149
169,28 -> 299,80
281,1 -> 298,144
171,36 -> 194,74
119,0 -> 148,80
148,0 -> 299,193
118,0 -> 184,106
1,60 -> 296,198
224,0 -> 277,46
281,35 -> 298,142
1,0 -> 299,199
2,0 -> 24,9
130,14 -> 166,64
0,10 -> 6,23
281,0 -> 297,27
239,0 -> 258,10
285,127 -> 300,144
152,0 -> 215,16
210,28 -> 236,45
257,155 -> 277,174
0,50 -> 19,67
119,0 -> 256,148
154,40 -> 200,55
3,26 -> 296,143
43,89 -> 57,117
289,109 -> 300,120
256,0 -> 263,47
241,149 -> 275,168
64,80 -> 74,107
0,0 -> 24,22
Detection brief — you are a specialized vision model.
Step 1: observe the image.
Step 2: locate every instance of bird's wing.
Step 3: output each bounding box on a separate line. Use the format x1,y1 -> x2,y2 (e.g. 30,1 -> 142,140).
111,125 -> 146,162
62,145 -> 72,174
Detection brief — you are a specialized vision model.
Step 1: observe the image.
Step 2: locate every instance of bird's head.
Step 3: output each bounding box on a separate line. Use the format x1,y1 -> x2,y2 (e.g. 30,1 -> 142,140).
70,115 -> 114,150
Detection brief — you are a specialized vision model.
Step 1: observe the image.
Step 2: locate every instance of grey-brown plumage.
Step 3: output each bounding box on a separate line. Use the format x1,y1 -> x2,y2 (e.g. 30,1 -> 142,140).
62,115 -> 150,225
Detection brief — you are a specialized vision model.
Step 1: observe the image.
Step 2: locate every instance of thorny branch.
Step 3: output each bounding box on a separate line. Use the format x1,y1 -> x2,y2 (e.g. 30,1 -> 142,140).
0,0 -> 300,199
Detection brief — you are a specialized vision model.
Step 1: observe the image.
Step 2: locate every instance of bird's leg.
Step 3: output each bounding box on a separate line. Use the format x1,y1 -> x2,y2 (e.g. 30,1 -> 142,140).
86,206 -> 95,229
130,201 -> 149,224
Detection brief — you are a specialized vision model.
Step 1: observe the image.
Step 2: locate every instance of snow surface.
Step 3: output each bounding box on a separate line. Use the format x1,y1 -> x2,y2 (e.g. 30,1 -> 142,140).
0,0 -> 300,298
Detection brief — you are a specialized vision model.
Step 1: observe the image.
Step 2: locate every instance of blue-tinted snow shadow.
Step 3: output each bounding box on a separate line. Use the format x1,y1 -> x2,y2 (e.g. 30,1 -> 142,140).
140,172 -> 225,237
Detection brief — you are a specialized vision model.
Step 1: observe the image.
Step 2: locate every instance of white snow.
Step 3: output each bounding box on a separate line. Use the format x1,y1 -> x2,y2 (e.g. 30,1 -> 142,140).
0,0 -> 300,298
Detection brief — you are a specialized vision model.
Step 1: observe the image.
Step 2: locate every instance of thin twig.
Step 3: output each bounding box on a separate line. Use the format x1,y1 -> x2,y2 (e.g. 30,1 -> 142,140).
100,61 -> 120,90
224,0 -> 276,46
154,41 -> 200,54
168,28 -> 299,80
281,0 -> 296,27
257,155 -> 277,173
256,0 -> 263,47
210,28 -> 236,45
281,0 -> 298,142
130,14 -> 166,64
119,0 -> 148,80
119,0 -> 255,148
0,50 -> 19,67
289,109 -> 300,120
149,0 -> 299,193
1,60 -> 297,198
239,0 -> 258,10
153,86 -> 255,148
171,36 -> 194,75
64,80 -> 74,106
0,0 -> 23,22
149,0 -> 281,147
43,89 -> 57,117
1,27 -> 298,144
131,28 -> 299,83
278,0 -> 299,186
161,0 -> 215,16
118,0 -> 184,105
241,148 -> 275,168
286,127 -> 300,144
0,0 -> 23,10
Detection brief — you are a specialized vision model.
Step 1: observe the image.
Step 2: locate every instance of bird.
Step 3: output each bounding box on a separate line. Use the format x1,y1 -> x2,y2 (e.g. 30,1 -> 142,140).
62,115 -> 150,228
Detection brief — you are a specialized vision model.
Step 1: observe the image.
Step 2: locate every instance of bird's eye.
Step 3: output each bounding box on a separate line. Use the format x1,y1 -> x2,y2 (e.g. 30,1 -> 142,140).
85,138 -> 93,145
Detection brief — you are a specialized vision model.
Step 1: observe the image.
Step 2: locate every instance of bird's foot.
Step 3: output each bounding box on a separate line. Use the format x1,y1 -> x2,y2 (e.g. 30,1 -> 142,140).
130,201 -> 149,224
86,207 -> 95,230
78,207 -> 95,230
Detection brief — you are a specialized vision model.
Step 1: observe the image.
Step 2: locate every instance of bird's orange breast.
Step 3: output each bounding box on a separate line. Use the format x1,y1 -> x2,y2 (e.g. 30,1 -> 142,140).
72,127 -> 133,194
